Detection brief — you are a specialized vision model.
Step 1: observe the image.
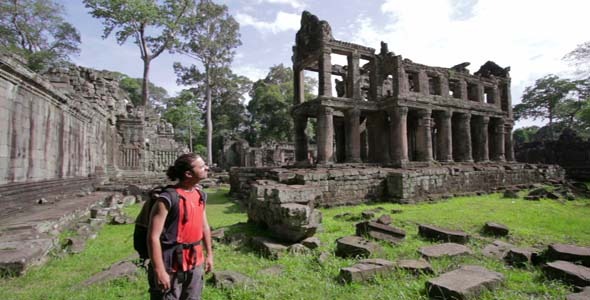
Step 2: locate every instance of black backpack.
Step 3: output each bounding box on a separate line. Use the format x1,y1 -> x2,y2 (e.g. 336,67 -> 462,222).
133,185 -> 207,260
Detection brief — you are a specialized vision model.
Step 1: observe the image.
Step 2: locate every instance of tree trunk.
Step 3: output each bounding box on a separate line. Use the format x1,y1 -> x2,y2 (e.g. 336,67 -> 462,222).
142,58 -> 151,107
206,68 -> 213,165
188,109 -> 193,152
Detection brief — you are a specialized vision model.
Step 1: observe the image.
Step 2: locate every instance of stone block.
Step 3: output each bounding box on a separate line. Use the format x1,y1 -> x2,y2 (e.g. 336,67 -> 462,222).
544,260 -> 590,286
338,258 -> 395,283
355,221 -> 405,244
335,236 -> 383,259
503,247 -> 540,267
483,222 -> 509,236
546,244 -> 590,267
82,260 -> 138,286
395,259 -> 434,275
418,224 -> 469,244
419,243 -> 473,259
426,265 -> 505,300
250,236 -> 287,259
566,287 -> 590,300
212,270 -> 253,289
301,237 -> 321,249
481,240 -> 514,259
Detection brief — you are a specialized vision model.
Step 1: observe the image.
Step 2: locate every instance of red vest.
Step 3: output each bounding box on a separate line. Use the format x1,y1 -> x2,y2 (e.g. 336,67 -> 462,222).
174,188 -> 205,271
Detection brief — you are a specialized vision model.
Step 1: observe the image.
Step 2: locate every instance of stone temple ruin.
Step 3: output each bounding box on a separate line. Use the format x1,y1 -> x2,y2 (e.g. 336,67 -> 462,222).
229,12 -> 563,243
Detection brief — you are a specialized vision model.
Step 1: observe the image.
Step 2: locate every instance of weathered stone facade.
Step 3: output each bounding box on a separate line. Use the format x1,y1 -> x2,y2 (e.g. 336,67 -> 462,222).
0,52 -> 184,185
292,11 -> 514,166
219,139 -> 310,169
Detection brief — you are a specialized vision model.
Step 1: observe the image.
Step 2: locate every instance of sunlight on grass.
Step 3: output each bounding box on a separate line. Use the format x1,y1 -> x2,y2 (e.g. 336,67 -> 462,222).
0,187 -> 588,299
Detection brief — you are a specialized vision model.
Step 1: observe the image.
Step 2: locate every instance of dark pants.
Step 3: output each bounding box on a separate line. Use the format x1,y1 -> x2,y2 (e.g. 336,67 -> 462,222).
148,265 -> 204,300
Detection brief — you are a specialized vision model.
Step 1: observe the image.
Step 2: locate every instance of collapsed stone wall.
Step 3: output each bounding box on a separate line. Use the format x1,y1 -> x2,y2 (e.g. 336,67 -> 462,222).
230,164 -> 564,242
515,131 -> 590,180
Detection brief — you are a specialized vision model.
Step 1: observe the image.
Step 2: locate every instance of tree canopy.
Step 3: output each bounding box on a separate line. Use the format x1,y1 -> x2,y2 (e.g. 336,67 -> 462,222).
563,41 -> 590,77
83,0 -> 195,106
174,0 -> 241,165
0,0 -> 81,72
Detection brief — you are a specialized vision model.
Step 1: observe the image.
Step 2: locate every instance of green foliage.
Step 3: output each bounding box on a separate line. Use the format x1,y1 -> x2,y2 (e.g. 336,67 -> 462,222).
162,89 -> 202,151
513,126 -> 539,145
83,0 -> 196,106
246,64 -> 317,145
1,189 -> 589,299
174,0 -> 241,164
118,75 -> 169,108
0,0 -> 81,72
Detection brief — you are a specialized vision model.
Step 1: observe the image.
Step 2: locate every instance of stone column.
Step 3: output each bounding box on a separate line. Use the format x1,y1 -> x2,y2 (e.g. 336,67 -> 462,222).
454,113 -> 473,162
294,114 -> 308,163
316,106 -> 334,164
319,48 -> 332,97
481,116 -> 490,161
345,108 -> 361,162
416,109 -> 433,162
459,79 -> 468,101
505,123 -> 514,161
293,66 -> 305,105
492,118 -> 505,161
348,52 -> 362,100
367,114 -> 378,162
389,106 -> 409,166
437,110 -> 453,162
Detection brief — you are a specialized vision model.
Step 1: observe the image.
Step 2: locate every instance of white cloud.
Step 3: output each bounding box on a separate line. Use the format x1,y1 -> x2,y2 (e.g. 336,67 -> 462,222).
257,0 -> 306,9
236,11 -> 300,34
233,64 -> 268,82
344,0 -> 590,128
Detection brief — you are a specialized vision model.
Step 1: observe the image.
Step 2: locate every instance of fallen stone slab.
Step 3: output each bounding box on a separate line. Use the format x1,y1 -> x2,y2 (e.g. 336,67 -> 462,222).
212,270 -> 253,289
546,244 -> 590,267
250,236 -> 288,259
376,214 -> 392,225
418,224 -> 469,244
356,221 -> 405,244
419,243 -> 473,259
566,287 -> 590,300
395,259 -> 433,275
211,228 -> 226,242
503,247 -> 540,267
301,236 -> 321,250
288,243 -> 311,255
64,236 -> 87,254
82,260 -> 138,286
335,236 -> 383,259
544,260 -> 590,287
502,189 -> 519,199
481,240 -> 515,259
483,222 -> 509,236
0,238 -> 54,276
338,258 -> 395,283
426,265 -> 505,300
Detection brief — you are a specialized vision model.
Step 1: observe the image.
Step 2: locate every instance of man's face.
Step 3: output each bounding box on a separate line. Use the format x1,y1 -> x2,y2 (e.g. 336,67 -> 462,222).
189,157 -> 209,181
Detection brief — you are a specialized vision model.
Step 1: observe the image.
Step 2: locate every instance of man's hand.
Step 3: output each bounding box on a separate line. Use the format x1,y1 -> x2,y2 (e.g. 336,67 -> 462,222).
205,254 -> 214,273
155,269 -> 171,292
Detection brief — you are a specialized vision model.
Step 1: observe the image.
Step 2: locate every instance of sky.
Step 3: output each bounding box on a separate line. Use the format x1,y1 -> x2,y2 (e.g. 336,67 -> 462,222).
57,0 -> 590,128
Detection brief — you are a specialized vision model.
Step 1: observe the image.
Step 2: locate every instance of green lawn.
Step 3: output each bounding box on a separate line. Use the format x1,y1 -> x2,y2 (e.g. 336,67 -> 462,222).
0,188 -> 588,299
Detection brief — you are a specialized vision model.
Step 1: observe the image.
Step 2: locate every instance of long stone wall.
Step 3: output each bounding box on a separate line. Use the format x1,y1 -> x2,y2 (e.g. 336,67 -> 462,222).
0,54 -> 111,184
230,164 -> 564,242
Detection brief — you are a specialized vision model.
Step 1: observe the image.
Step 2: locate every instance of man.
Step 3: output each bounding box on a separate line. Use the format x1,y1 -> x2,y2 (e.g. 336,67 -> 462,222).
148,153 -> 213,300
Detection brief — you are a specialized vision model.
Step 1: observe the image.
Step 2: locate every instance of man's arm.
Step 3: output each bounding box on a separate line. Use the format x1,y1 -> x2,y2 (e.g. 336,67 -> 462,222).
148,200 -> 170,291
202,208 -> 214,273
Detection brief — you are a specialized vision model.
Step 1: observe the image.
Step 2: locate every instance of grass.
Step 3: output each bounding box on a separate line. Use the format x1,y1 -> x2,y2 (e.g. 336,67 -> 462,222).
0,187 -> 589,299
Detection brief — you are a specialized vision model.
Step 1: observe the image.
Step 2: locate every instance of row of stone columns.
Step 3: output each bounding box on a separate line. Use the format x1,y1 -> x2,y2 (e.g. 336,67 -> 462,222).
294,106 -> 514,165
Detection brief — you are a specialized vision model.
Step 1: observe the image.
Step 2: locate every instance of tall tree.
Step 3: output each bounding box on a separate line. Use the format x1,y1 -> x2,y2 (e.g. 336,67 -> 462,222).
174,0 -> 241,165
514,75 -> 576,140
162,89 -> 202,152
83,0 -> 195,106
0,0 -> 81,72
117,75 -> 169,108
247,64 -> 316,145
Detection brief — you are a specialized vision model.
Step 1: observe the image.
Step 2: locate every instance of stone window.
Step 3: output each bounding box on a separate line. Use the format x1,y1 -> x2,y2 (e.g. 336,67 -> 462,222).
406,70 -> 420,92
428,74 -> 441,95
484,86 -> 495,104
467,82 -> 479,102
383,74 -> 394,97
449,79 -> 461,99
